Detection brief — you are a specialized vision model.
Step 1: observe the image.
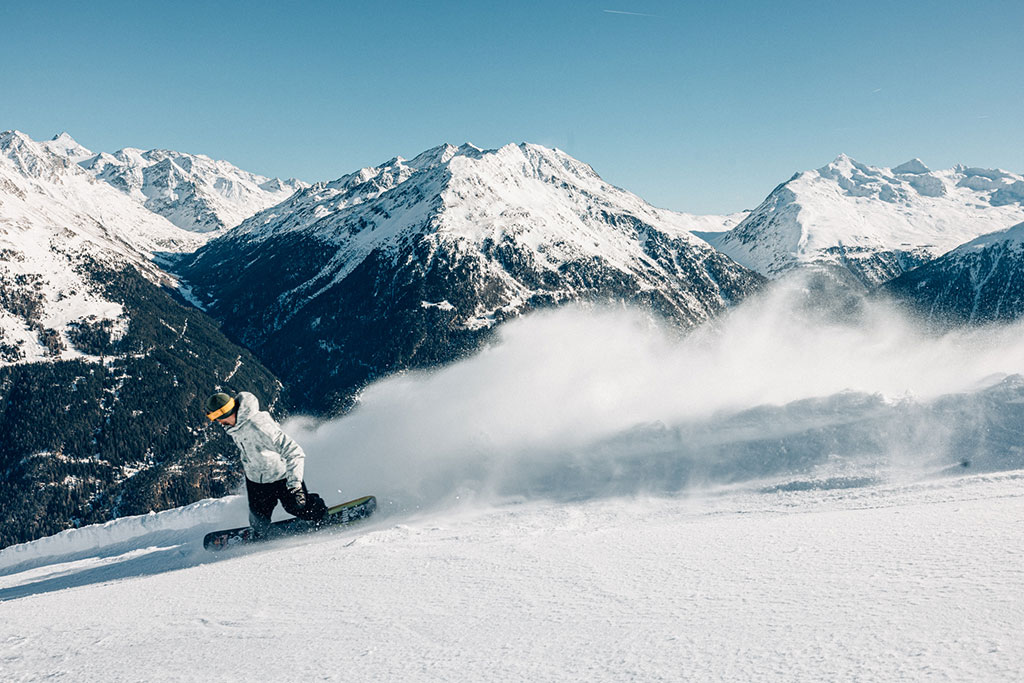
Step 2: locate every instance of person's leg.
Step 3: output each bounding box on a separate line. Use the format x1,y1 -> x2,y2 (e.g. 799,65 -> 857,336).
245,478 -> 279,538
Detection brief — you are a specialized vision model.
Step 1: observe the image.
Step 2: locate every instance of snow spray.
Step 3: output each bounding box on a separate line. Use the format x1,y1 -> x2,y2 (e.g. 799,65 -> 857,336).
294,273 -> 1024,511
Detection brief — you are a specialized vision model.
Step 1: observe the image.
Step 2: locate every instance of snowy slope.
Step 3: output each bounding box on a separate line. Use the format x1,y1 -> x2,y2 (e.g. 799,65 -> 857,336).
4,288 -> 1024,680
885,220 -> 1024,324
178,142 -> 764,413
49,134 -> 308,233
697,155 -> 1024,286
0,130 -> 205,363
2,468 -> 1022,681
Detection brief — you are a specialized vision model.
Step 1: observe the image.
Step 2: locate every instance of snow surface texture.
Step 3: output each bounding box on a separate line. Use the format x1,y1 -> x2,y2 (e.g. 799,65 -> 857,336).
3,277 -> 1024,681
47,133 -> 307,233
696,155 -> 1024,286
2,474 -> 1022,682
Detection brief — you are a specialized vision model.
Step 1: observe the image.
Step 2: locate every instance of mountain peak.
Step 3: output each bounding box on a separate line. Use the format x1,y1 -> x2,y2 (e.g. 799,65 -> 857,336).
819,153 -> 872,175
893,158 -> 931,175
706,153 -> 1024,287
0,129 -> 35,150
0,130 -> 70,178
405,142 -> 483,170
44,131 -> 93,162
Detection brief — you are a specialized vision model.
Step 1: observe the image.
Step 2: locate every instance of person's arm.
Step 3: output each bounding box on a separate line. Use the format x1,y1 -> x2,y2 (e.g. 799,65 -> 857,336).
249,406 -> 307,489
272,425 -> 306,490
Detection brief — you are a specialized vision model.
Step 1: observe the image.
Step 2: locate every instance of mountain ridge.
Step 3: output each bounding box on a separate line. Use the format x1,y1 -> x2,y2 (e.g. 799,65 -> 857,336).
884,220 -> 1024,325
32,131 -> 308,233
696,155 -> 1024,287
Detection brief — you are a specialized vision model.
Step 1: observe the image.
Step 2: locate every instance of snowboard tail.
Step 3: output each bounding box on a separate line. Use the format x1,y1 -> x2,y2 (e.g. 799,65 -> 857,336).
203,495 -> 376,552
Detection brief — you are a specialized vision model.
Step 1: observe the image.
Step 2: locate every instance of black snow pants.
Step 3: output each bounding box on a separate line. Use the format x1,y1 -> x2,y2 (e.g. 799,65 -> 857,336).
245,478 -> 328,537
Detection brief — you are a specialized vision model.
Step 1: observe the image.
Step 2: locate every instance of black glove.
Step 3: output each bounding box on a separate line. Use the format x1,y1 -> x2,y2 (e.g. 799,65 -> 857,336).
288,485 -> 307,509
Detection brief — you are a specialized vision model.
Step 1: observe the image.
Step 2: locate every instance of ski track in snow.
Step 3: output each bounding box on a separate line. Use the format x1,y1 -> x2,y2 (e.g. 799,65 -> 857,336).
1,471 -> 1023,682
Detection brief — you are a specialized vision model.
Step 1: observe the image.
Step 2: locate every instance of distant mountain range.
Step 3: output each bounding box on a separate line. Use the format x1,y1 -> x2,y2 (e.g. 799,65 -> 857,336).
0,131 -> 198,362
3,128 -> 1024,546
49,132 -> 307,233
696,155 -> 1024,287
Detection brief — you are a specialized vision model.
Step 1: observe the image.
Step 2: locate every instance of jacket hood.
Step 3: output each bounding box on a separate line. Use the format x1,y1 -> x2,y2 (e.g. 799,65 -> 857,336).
229,392 -> 260,430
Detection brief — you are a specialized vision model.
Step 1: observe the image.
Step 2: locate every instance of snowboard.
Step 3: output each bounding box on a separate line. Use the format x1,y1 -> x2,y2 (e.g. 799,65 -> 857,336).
203,495 -> 377,552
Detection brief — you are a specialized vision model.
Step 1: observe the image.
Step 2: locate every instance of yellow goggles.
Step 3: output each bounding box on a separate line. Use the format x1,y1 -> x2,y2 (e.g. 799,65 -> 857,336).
206,397 -> 236,421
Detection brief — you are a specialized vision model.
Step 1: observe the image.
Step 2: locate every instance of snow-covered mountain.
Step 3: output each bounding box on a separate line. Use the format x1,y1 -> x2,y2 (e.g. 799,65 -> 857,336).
0,130 -> 207,363
696,155 -> 1024,287
177,142 -> 765,413
0,130 -> 283,547
42,131 -> 93,163
44,133 -> 307,233
884,220 -> 1024,324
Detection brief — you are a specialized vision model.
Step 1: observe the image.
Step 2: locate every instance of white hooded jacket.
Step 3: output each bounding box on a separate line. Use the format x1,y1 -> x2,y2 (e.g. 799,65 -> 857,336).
225,392 -> 305,489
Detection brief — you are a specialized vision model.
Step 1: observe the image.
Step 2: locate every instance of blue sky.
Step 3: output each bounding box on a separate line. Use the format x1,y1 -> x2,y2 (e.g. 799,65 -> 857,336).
2,0 -> 1021,214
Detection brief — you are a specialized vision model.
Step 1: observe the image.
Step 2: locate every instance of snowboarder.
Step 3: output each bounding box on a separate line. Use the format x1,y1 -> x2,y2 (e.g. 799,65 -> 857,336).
206,391 -> 328,538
